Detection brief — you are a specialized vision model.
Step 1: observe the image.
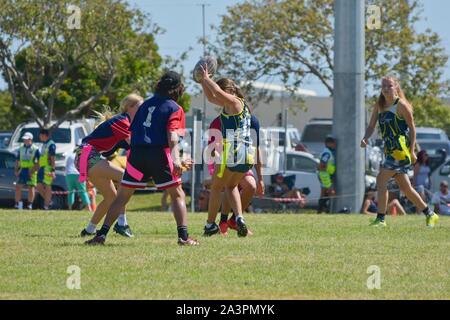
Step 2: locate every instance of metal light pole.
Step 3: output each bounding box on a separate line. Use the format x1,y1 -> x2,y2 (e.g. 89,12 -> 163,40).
332,0 -> 365,213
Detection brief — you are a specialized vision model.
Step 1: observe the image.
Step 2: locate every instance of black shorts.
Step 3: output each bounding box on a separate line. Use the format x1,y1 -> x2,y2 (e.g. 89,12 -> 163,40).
121,145 -> 182,190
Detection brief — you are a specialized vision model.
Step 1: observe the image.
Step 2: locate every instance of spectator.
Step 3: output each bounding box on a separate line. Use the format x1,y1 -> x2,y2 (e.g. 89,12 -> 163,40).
270,174 -> 306,208
413,150 -> 431,202
36,129 -> 56,210
431,181 -> 450,216
65,149 -> 91,211
361,189 -> 406,215
317,135 -> 336,213
14,132 -> 39,210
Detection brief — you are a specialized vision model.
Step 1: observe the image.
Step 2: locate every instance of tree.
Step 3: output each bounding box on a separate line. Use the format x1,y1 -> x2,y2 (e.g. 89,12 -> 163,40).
0,90 -> 27,130
0,0 -> 162,130
210,0 -> 449,112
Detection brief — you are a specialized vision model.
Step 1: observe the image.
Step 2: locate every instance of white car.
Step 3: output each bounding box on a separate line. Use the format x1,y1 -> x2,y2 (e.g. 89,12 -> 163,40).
416,127 -> 449,142
261,150 -> 376,208
259,126 -> 302,152
7,120 -> 92,170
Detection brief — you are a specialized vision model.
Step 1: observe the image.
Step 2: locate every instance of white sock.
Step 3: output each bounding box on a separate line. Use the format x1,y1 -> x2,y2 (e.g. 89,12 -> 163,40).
118,214 -> 127,226
86,221 -> 97,234
235,215 -> 244,223
18,201 -> 23,209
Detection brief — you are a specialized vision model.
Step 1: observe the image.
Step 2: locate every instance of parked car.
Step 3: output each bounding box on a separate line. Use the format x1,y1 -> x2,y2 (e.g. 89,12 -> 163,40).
0,132 -> 12,150
7,120 -> 91,170
259,126 -> 302,152
417,140 -> 450,157
0,149 -> 68,209
260,150 -> 376,208
416,127 -> 449,142
300,118 -> 383,175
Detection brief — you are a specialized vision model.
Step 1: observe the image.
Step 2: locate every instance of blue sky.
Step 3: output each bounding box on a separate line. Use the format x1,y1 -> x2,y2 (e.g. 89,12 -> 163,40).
1,0 -> 449,97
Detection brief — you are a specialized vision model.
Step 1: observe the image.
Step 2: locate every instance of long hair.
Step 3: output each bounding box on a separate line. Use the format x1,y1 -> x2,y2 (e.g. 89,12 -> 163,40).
377,75 -> 409,110
417,150 -> 429,166
216,78 -> 253,112
155,78 -> 185,102
93,94 -> 143,126
216,78 -> 245,99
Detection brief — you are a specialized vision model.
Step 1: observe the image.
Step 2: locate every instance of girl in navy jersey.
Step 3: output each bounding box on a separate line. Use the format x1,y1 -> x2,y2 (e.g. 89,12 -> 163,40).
85,71 -> 198,246
199,65 -> 255,237
76,94 -> 143,238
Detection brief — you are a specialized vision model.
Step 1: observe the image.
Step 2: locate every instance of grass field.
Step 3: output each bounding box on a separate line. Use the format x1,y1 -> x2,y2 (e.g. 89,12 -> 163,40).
1,193 -> 450,300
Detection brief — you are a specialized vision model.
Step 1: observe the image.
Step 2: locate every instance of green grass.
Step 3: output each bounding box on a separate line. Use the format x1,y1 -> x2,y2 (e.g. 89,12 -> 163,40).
1,193 -> 450,300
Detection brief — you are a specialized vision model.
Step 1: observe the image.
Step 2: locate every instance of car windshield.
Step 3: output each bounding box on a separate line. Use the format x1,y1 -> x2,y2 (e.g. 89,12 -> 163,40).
302,124 -> 332,143
17,128 -> 71,144
417,133 -> 442,140
419,143 -> 450,155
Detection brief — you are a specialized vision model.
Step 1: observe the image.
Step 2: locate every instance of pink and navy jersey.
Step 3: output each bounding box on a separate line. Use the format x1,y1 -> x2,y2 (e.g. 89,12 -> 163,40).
82,113 -> 131,153
130,94 -> 185,147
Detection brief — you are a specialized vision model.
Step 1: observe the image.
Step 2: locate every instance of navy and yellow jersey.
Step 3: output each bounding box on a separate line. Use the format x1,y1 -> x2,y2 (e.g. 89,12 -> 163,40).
217,98 -> 254,174
378,98 -> 411,165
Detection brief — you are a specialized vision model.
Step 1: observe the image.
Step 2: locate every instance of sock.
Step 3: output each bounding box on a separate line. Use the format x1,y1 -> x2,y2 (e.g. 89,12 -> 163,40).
422,206 -> 433,216
86,221 -> 97,234
235,215 -> 245,224
220,214 -> 228,223
18,201 -> 23,209
118,214 -> 127,227
177,225 -> 188,241
376,213 -> 385,222
97,224 -> 110,237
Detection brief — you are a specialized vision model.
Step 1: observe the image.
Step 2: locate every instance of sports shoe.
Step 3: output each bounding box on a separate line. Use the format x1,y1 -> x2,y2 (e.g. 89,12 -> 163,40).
219,221 -> 229,236
80,228 -> 96,237
236,217 -> 248,237
178,237 -> 199,246
227,218 -> 238,230
203,223 -> 220,236
369,219 -> 387,227
85,234 -> 106,245
228,217 -> 253,235
26,204 -> 32,210
113,222 -> 134,238
426,213 -> 439,228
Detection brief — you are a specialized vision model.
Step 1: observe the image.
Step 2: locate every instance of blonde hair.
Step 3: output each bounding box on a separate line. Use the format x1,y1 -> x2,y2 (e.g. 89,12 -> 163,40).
378,75 -> 409,110
93,94 -> 143,125
120,93 -> 143,113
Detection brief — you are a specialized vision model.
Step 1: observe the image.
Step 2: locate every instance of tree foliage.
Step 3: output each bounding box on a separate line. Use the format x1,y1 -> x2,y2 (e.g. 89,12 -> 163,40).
0,0 -> 163,130
210,0 -> 450,124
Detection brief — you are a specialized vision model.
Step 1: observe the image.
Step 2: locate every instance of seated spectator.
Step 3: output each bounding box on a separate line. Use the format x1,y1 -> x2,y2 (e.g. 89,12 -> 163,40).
431,181 -> 450,216
413,150 -> 431,202
361,189 -> 406,215
269,174 -> 306,208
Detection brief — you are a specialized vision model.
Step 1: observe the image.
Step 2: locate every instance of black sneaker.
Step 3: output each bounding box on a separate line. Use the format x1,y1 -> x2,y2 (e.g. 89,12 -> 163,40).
236,217 -> 248,237
80,228 -> 96,237
203,223 -> 220,237
113,222 -> 134,238
85,234 -> 106,246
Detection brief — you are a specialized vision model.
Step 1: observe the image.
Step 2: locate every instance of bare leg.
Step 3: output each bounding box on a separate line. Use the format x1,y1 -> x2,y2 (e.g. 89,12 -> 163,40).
223,170 -> 246,218
376,169 -> 396,214
44,184 -> 52,208
28,186 -> 35,205
394,174 -> 427,211
221,175 -> 256,215
87,160 -> 124,224
167,184 -> 188,227
15,184 -> 22,203
102,185 -> 135,227
207,173 -> 225,224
